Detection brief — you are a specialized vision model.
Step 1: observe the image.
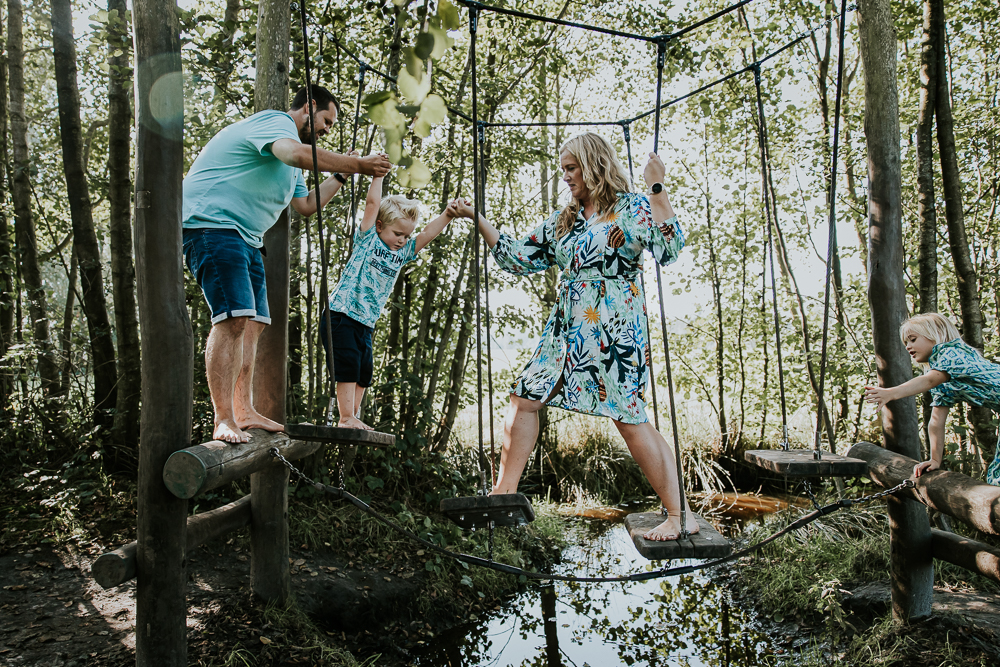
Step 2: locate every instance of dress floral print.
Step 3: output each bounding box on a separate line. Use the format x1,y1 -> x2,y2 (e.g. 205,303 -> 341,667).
929,339 -> 1000,485
492,193 -> 684,424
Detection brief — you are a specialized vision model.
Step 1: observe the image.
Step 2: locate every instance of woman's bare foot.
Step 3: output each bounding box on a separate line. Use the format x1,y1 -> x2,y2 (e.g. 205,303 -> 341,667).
643,513 -> 700,541
214,419 -> 249,444
235,410 -> 284,433
339,415 -> 373,431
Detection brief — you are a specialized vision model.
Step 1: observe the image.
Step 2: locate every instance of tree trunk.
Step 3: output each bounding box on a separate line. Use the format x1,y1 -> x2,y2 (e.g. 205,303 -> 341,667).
704,141 -> 728,453
434,260 -> 476,451
133,0 -> 191,662
52,0 -> 118,429
0,22 -> 13,411
858,0 -> 933,621
251,0 -> 291,605
59,249 -> 77,398
916,0 -> 939,445
931,0 -> 993,461
8,0 -> 59,397
211,0 -> 241,118
426,234 -> 472,410
107,0 -> 140,455
288,210 -> 302,420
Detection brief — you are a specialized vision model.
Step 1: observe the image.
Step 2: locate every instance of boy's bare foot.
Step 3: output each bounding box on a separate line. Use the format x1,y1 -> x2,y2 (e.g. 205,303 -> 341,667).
338,416 -> 373,431
214,420 -> 250,444
235,410 -> 284,433
643,513 -> 700,541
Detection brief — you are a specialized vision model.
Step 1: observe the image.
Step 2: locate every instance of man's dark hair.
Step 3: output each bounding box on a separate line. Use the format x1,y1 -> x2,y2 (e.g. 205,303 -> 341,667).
290,85 -> 340,115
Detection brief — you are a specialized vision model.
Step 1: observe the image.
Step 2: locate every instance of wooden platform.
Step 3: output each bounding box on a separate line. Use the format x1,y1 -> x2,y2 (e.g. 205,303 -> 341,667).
284,423 -> 395,447
624,512 -> 731,561
745,449 -> 868,477
440,493 -> 535,529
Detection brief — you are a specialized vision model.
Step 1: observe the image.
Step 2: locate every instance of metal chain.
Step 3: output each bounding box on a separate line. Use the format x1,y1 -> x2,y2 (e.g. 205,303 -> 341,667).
269,448 -> 915,584
803,480 -> 820,510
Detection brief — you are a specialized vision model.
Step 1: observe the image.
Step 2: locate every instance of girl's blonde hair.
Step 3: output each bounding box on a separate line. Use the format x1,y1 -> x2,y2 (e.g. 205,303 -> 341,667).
899,312 -> 961,346
555,133 -> 632,238
378,195 -> 421,228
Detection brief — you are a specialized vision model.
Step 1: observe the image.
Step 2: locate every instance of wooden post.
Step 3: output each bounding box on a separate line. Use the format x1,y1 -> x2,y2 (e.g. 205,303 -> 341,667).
857,0 -> 934,621
250,0 -> 292,605
132,0 -> 191,664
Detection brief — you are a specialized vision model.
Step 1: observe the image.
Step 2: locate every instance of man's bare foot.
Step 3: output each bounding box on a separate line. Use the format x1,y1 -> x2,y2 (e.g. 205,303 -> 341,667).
235,410 -> 284,433
338,416 -> 373,431
643,513 -> 700,541
214,420 -> 250,444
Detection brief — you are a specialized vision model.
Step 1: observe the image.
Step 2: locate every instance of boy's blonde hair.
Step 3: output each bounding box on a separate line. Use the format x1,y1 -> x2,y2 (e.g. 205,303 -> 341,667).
378,195 -> 421,228
555,133 -> 632,239
899,312 -> 962,346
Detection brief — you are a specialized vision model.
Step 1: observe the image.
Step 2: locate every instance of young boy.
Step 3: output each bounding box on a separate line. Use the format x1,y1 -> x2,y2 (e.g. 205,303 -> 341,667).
320,174 -> 460,430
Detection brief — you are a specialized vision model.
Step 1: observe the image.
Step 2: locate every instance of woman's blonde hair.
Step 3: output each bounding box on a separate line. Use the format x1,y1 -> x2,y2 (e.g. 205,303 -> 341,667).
555,133 -> 632,238
378,195 -> 421,228
899,312 -> 962,346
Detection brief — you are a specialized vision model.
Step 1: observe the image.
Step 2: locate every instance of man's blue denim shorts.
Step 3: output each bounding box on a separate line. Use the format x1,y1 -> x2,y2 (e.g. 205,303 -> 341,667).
183,228 -> 270,325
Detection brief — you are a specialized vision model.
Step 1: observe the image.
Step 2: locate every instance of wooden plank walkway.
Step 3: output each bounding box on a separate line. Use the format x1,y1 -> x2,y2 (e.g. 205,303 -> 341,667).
283,423 -> 395,447
624,512 -> 731,560
745,449 -> 868,477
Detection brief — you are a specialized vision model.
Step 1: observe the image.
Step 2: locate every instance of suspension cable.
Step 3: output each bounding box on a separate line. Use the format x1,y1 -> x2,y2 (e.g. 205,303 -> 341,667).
271,447 -> 914,584
812,0 -> 851,460
649,40 -> 691,541
621,122 -> 662,433
752,65 -> 790,450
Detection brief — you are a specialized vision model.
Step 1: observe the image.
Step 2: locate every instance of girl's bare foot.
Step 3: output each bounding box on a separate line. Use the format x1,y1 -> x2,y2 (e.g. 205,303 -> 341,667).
643,513 -> 700,541
339,415 -> 373,431
214,420 -> 250,444
235,410 -> 284,433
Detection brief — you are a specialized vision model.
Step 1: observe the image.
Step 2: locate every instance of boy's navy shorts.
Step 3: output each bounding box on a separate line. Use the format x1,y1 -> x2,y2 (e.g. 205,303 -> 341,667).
319,309 -> 373,387
183,228 -> 270,325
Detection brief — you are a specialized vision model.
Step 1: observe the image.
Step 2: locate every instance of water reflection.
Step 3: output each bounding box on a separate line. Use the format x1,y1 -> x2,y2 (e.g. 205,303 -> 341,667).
413,517 -> 773,666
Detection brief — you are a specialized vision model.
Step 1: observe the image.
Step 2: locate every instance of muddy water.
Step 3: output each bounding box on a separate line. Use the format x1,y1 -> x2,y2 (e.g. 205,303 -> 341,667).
412,502 -> 782,666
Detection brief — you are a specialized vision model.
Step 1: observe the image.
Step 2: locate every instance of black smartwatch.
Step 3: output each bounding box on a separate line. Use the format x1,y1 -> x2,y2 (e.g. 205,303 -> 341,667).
649,182 -> 664,195
334,173 -> 347,184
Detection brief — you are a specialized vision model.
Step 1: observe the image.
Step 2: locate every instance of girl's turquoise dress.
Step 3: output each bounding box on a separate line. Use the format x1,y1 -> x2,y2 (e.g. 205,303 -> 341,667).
491,193 -> 684,425
928,338 -> 1000,485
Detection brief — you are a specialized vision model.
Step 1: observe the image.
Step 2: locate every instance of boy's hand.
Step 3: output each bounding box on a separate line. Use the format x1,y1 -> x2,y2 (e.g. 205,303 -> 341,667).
359,152 -> 391,177
450,197 -> 475,219
444,199 -> 462,219
863,385 -> 897,410
913,459 -> 941,478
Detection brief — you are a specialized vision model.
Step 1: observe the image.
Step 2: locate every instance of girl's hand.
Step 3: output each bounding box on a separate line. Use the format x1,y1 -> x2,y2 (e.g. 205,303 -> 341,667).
863,385 -> 897,409
913,459 -> 940,478
451,197 -> 475,219
643,152 -> 667,189
444,199 -> 463,219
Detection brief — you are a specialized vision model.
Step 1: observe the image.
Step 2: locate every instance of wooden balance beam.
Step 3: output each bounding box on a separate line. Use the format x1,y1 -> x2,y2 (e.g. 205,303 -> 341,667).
847,442 -> 1000,536
162,429 -> 318,499
92,495 -> 251,588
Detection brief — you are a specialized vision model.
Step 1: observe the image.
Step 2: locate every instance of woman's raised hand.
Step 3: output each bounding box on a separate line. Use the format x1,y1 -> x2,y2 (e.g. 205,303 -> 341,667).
643,152 -> 666,190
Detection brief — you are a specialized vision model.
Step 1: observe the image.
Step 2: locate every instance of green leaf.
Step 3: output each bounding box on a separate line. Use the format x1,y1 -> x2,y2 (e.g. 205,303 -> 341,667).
415,31 -> 435,60
403,46 -> 423,79
363,90 -> 393,106
398,158 -> 431,188
427,24 -> 454,59
366,98 -> 405,129
438,0 -> 460,29
398,68 -> 430,105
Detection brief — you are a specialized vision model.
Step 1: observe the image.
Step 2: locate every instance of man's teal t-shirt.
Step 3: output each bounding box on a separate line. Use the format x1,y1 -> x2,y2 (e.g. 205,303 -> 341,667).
329,224 -> 418,328
182,110 -> 309,248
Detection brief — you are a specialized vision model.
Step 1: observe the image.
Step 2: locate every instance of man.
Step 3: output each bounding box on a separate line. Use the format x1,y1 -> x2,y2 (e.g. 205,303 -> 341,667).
183,84 -> 391,443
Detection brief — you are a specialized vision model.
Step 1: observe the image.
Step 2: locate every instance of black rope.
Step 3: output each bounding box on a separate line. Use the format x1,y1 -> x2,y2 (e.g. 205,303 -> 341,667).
270,447 -> 914,584
294,0 -> 339,424
344,64 -> 368,261
752,65 -> 790,450
478,123 -> 497,484
621,123 -> 662,433
458,0 -> 753,45
812,0 -> 850,459
648,41 -> 690,541
469,6 -> 489,496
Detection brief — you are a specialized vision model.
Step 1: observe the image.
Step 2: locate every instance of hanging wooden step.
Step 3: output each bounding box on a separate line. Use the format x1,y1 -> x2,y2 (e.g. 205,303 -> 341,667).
624,512 -> 731,561
744,449 -> 867,477
440,493 -> 535,529
284,423 -> 395,447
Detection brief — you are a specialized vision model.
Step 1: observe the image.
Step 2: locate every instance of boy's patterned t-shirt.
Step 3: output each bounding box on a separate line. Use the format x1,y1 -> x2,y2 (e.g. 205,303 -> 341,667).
928,339 -> 1000,411
329,224 -> 417,328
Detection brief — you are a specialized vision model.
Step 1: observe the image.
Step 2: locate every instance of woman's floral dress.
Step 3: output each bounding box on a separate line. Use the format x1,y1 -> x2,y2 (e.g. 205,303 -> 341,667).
928,339 -> 1000,485
492,192 -> 684,424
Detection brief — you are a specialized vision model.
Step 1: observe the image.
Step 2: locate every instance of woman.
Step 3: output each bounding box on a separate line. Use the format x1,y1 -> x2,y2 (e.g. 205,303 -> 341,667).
456,132 -> 697,541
